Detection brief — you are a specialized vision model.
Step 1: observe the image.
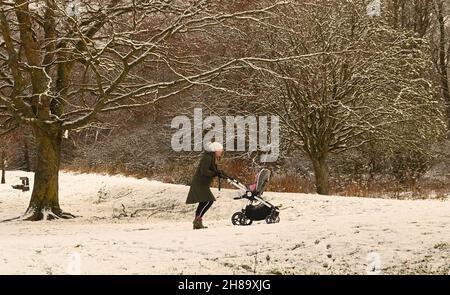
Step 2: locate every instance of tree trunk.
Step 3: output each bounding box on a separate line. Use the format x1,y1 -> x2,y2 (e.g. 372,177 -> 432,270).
312,156 -> 329,195
24,124 -> 74,221
1,149 -> 5,184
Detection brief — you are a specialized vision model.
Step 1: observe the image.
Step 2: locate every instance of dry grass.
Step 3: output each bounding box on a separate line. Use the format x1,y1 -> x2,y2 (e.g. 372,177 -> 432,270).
330,177 -> 450,200
63,160 -> 450,200
64,163 -> 149,179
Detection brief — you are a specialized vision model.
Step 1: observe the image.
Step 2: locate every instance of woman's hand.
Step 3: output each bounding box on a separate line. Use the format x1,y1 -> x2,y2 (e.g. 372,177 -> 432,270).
217,169 -> 226,178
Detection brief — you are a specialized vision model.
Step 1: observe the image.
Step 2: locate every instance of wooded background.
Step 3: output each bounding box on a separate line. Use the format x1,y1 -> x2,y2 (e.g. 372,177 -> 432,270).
1,1 -> 450,209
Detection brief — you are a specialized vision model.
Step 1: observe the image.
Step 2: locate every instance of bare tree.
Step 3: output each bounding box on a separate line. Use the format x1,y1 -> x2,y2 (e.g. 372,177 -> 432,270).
1,147 -> 5,183
0,132 -> 14,184
385,0 -> 432,37
434,0 -> 450,126
260,1 -> 446,194
0,0 -> 290,220
0,109 -> 15,184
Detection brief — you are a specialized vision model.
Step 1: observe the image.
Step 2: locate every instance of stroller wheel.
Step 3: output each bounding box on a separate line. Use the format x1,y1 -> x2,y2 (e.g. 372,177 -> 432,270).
240,216 -> 253,226
265,214 -> 280,224
231,212 -> 244,225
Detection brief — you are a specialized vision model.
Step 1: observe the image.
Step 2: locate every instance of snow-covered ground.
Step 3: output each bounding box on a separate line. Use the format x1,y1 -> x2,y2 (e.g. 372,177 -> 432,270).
0,170 -> 449,275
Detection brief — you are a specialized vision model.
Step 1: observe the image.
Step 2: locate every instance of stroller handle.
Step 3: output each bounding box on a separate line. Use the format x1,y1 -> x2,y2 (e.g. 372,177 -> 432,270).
218,171 -> 233,180
217,171 -> 240,192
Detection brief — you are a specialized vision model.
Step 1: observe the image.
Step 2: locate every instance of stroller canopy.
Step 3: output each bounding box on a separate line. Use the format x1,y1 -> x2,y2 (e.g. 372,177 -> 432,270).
255,169 -> 271,194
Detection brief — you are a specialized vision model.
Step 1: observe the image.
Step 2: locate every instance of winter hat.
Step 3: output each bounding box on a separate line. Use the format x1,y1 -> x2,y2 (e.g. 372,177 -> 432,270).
207,142 -> 224,152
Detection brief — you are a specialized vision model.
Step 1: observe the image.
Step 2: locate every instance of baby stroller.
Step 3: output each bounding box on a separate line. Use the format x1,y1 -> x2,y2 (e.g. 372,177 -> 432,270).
219,169 -> 280,226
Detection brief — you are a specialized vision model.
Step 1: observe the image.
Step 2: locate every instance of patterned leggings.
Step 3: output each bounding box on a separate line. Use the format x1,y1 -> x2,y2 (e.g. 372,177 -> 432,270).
195,201 -> 214,218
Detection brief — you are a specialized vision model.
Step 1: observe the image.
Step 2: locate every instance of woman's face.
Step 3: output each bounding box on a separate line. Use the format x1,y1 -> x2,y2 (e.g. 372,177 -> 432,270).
215,149 -> 224,160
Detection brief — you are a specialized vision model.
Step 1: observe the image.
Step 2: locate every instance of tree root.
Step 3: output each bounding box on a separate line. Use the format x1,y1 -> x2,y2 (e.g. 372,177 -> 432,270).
1,207 -> 77,222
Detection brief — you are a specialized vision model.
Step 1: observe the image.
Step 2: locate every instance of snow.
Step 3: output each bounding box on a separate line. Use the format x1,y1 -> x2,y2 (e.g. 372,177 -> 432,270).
0,170 -> 449,274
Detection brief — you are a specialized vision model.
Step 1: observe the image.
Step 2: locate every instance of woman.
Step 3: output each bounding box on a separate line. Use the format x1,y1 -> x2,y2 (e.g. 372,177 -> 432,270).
186,142 -> 224,230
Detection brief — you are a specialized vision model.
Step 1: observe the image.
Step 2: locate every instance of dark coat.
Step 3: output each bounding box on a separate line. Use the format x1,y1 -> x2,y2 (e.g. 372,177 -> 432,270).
186,152 -> 219,204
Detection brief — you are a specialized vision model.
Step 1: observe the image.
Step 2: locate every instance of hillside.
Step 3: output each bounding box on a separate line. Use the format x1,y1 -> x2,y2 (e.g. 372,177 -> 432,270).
0,171 -> 448,274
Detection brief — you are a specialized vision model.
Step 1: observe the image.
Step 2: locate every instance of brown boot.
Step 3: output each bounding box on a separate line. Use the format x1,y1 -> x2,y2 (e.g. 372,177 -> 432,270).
193,217 -> 208,230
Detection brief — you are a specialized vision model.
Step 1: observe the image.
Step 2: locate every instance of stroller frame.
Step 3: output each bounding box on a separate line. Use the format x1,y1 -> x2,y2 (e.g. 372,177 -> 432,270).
220,170 -> 280,226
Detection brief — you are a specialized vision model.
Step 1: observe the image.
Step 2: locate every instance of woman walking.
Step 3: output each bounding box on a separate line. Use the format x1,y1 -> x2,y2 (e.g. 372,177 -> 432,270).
186,142 -> 224,230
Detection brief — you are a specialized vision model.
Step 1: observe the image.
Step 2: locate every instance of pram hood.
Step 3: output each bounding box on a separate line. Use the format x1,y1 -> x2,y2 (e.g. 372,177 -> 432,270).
254,168 -> 271,194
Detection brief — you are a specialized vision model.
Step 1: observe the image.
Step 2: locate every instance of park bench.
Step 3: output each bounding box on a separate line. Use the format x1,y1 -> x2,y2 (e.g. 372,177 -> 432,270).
12,177 -> 30,192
